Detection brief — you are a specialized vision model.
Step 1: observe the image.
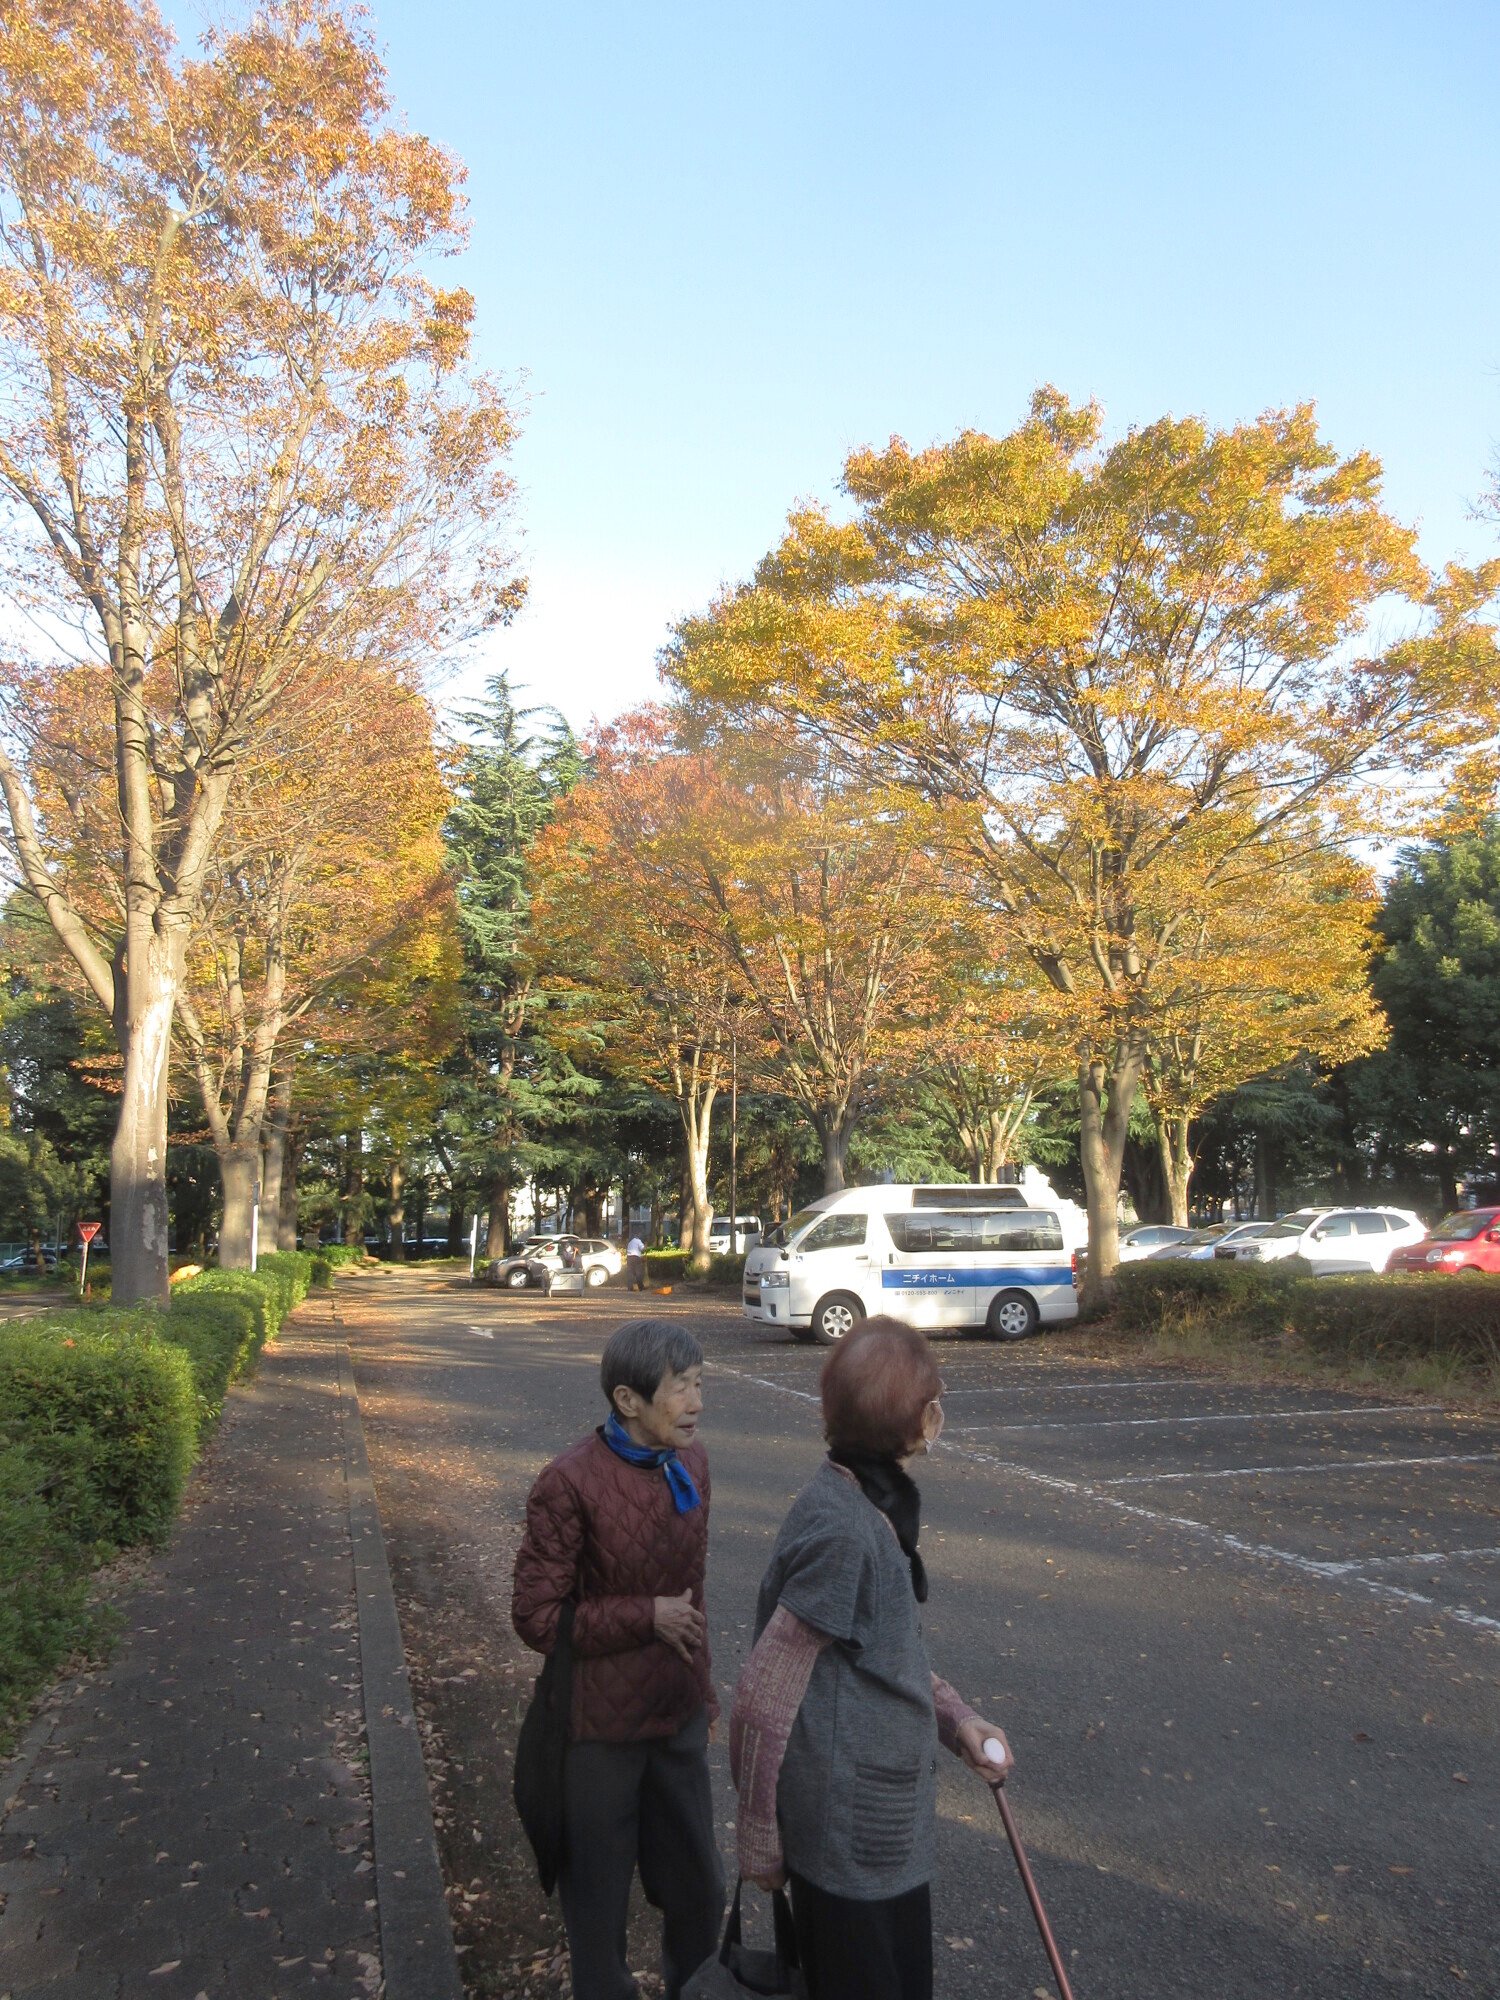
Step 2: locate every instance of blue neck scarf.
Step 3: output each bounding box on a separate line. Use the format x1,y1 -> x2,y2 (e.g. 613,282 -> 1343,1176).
603,1410 -> 701,1514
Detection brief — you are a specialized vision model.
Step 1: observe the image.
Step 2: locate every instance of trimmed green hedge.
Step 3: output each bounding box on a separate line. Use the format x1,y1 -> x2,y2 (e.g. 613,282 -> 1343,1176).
0,1249 -> 314,1746
1114,1257 -> 1312,1336
1115,1257 -> 1500,1370
1288,1272 -> 1500,1363
643,1249 -> 744,1286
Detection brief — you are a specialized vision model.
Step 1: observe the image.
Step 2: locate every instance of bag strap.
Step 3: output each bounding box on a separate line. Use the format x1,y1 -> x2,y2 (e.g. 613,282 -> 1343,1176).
719,1880 -> 800,1973
770,1886 -> 799,1970
542,1600 -> 576,1723
718,1879 -> 745,1964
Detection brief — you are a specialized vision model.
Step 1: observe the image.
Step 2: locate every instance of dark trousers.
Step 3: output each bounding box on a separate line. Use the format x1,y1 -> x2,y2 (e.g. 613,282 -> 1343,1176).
788,1872 -> 933,2000
558,1708 -> 724,2000
626,1254 -> 647,1291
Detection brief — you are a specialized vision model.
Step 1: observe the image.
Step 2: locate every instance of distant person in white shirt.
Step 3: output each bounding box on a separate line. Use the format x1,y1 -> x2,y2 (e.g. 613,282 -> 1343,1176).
626,1236 -> 647,1291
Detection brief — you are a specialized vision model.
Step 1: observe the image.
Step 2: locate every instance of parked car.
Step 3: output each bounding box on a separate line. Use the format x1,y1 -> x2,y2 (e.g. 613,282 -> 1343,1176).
1214,1206 -> 1426,1274
0,1247 -> 59,1273
487,1234 -> 622,1290
1118,1224 -> 1197,1262
1146,1221 -> 1276,1261
707,1214 -> 762,1255
1387,1207 -> 1500,1275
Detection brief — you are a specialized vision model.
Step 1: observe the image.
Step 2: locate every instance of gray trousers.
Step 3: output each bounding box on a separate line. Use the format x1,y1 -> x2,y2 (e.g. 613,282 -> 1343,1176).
558,1707 -> 724,2000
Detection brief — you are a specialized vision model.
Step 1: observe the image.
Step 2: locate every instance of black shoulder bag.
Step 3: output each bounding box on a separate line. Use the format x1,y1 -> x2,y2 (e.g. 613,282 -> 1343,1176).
512,1599 -> 575,1893
683,1880 -> 805,1999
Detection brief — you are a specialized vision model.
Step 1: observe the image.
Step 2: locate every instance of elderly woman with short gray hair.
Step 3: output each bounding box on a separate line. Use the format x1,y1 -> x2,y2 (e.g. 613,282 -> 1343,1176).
730,1318 -> 1013,2000
513,1319 -> 724,2000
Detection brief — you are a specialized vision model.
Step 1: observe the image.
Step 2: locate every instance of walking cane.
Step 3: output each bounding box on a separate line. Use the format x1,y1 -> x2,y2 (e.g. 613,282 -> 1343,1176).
984,1741 -> 1077,2000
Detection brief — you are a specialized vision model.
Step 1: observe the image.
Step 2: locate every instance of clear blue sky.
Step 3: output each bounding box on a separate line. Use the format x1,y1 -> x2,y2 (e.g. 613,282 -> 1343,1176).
200,2 -> 1500,731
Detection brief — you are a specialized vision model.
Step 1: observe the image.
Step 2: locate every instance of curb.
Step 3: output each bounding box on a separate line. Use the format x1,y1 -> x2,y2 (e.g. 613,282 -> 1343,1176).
336,1328 -> 465,2000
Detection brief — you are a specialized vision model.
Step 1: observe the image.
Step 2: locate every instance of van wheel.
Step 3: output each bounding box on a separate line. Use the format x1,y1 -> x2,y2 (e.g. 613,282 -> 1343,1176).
810,1292 -> 865,1346
986,1290 -> 1039,1341
586,1264 -> 610,1287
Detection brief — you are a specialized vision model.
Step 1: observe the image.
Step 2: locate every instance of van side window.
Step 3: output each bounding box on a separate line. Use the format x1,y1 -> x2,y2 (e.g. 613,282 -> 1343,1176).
1352,1214 -> 1387,1235
801,1212 -> 867,1252
974,1210 -> 1065,1253
887,1213 -> 973,1253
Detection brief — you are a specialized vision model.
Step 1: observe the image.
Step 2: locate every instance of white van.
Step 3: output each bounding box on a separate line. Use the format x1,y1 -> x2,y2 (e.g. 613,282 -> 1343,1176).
744,1174 -> 1083,1344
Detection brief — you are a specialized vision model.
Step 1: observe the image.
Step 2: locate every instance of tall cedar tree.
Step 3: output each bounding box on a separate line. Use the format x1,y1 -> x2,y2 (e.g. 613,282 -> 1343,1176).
441,677 -> 584,1255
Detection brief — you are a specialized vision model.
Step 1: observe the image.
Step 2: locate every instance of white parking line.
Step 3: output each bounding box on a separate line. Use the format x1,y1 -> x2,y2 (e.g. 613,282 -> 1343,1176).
713,1363 -> 1500,1639
467,1326 -> 495,1339
949,1404 -> 1434,1436
1102,1451 -> 1500,1486
939,1379 -> 1193,1397
1348,1545 -> 1500,1570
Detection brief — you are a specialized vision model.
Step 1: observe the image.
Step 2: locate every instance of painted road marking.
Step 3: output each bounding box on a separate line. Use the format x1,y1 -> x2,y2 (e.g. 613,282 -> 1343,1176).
1345,1544 -> 1500,1569
467,1326 -> 496,1339
713,1363 -> 1500,1640
939,1379 -> 1209,1397
1102,1451 -> 1500,1485
948,1404 -> 1435,1436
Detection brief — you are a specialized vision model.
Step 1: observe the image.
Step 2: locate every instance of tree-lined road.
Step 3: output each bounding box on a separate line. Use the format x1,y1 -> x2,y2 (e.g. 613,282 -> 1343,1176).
345,1273 -> 1499,1999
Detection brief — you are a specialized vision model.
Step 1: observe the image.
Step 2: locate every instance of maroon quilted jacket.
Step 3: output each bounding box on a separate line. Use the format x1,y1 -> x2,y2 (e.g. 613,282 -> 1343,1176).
512,1429 -> 717,1744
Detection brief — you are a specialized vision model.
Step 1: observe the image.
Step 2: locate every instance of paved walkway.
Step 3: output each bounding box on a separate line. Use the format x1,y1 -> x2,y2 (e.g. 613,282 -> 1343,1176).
0,1299 -> 446,2000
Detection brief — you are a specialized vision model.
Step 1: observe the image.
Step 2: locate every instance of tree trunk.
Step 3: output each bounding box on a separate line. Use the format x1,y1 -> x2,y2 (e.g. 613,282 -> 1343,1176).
812,1104 -> 854,1195
260,1069 -> 292,1252
447,1198 -> 464,1257
1253,1130 -> 1278,1220
217,1143 -> 260,1268
279,1133 -> 301,1250
486,1178 -> 510,1260
341,1130 -> 364,1246
678,1154 -> 694,1251
1159,1114 -> 1192,1228
681,1088 -> 717,1272
387,1158 -> 406,1261
1077,1045 -> 1144,1312
110,927 -> 182,1305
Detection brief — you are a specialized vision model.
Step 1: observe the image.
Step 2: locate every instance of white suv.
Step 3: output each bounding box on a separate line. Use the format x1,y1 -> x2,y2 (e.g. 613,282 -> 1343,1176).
1214,1206 -> 1425,1275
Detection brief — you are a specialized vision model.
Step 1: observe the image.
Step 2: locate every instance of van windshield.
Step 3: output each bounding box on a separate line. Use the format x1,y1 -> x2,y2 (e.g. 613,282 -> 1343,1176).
784,1207 -> 827,1247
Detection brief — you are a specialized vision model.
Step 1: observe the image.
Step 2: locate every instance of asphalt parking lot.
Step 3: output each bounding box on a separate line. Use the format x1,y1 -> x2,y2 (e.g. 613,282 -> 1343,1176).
347,1277 -> 1500,1999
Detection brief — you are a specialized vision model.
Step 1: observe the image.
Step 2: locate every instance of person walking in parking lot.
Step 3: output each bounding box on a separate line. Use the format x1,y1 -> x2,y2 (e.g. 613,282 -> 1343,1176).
626,1233 -> 647,1290
729,1318 -> 1012,2000
513,1320 -> 723,2000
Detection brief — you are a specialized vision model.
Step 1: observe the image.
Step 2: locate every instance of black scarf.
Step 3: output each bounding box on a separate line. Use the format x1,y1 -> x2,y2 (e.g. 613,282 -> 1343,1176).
829,1450 -> 928,1602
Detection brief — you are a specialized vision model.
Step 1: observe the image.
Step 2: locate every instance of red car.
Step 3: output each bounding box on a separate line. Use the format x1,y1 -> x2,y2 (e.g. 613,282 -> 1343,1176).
1387,1207 -> 1500,1275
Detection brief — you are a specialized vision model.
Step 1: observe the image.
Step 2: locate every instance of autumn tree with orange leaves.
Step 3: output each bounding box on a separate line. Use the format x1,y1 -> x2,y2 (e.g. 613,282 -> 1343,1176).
670,391 -> 1500,1304
0,0 -> 520,1301
530,715 -> 742,1264
536,713 -> 952,1199
176,671 -> 456,1265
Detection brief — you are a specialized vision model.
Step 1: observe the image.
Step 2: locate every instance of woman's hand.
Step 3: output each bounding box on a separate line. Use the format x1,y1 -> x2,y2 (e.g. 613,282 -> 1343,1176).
653,1590 -> 706,1662
747,1864 -> 788,1892
955,1717 -> 1013,1787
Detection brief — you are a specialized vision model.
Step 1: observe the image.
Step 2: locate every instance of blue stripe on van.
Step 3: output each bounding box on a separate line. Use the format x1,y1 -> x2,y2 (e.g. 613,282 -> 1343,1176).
882,1267 -> 1068,1291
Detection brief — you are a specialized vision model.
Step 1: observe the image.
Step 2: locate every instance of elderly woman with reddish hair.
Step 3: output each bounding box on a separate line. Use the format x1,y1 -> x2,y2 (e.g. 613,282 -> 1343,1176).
729,1318 -> 1012,2000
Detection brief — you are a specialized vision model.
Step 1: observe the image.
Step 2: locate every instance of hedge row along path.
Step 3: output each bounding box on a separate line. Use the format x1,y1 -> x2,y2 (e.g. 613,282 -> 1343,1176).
0,1291 -> 460,2000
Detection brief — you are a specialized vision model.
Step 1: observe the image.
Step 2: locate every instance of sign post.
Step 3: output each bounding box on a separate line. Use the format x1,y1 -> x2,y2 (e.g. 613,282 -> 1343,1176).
250,1179 -> 261,1274
468,1214 -> 479,1283
77,1220 -> 101,1295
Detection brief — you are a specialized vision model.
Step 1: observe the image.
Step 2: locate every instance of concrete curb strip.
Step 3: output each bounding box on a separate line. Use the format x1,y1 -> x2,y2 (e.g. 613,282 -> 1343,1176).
337,1330 -> 466,2000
